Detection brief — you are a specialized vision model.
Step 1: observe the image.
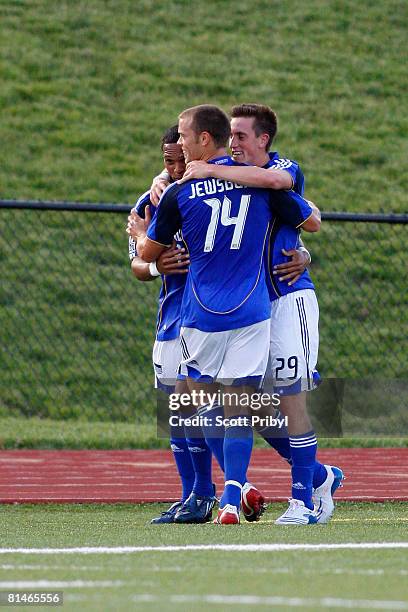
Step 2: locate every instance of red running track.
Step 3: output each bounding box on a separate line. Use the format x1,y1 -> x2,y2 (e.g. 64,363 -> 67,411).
0,448 -> 407,504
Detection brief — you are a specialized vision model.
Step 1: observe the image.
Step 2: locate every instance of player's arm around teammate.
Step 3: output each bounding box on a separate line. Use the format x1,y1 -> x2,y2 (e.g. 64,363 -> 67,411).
128,235 -> 190,280
179,159 -> 321,232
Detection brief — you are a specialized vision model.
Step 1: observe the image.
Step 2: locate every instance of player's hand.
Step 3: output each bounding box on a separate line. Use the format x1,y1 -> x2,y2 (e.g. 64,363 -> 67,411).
157,241 -> 190,275
126,207 -> 151,240
178,161 -> 213,183
273,248 -> 310,286
150,176 -> 169,206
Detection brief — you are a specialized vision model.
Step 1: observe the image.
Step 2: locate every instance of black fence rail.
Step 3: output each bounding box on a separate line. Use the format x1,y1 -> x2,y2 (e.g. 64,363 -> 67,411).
2,199 -> 407,222
1,200 -> 407,422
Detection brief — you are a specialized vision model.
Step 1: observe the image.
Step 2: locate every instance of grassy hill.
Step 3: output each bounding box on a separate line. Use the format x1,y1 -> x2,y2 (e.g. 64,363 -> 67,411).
0,1 -> 407,434
1,0 -> 407,211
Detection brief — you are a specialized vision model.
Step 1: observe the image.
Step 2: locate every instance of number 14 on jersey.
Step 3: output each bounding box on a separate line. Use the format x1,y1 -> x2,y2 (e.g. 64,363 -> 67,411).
203,195 -> 251,252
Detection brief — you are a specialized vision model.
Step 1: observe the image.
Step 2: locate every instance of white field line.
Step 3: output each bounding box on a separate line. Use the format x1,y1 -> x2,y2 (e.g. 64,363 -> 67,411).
2,564 -> 407,577
230,566 -> 408,577
260,518 -> 408,525
0,543 -> 407,555
0,564 -> 105,571
331,518 -> 408,522
131,594 -> 408,610
0,580 -> 124,588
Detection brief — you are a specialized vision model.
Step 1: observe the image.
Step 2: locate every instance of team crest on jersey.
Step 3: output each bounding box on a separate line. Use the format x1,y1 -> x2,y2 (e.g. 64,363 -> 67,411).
270,158 -> 293,170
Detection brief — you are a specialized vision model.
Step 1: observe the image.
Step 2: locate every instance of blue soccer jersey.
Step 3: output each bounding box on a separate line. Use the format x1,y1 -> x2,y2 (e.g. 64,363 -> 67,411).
129,191 -> 186,342
147,156 -> 313,333
265,152 -> 315,301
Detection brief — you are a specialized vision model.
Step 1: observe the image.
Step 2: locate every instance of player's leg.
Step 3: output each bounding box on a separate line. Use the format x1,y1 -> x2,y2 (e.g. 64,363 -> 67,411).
197,400 -> 225,472
177,325 -> 229,475
192,387 -> 267,522
277,391 -> 343,524
179,328 -> 225,494
171,377 -> 216,524
150,338 -> 195,524
179,377 -> 214,498
176,325 -> 261,524
276,391 -> 320,523
215,319 -> 270,524
197,394 -> 267,523
257,352 -> 292,465
269,290 -> 343,525
271,291 -> 321,523
173,328 -> 224,524
214,385 -> 253,525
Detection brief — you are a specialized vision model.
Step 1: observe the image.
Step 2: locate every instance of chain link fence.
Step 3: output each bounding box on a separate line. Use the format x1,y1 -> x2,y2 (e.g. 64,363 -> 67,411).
1,201 -> 407,424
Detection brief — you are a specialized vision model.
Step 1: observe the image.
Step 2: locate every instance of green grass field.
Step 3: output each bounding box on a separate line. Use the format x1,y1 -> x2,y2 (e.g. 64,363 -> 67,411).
1,416 -> 407,449
1,503 -> 407,611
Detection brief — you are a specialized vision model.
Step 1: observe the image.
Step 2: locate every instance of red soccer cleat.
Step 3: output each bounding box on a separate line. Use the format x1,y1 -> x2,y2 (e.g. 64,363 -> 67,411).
241,482 -> 267,522
213,504 -> 240,525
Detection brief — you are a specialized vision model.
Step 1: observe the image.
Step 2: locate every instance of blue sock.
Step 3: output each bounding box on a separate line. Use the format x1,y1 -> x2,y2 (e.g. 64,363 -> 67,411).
220,416 -> 253,509
198,404 -> 225,472
313,461 -> 328,489
169,432 -> 195,502
289,430 -> 318,510
184,417 -> 213,498
256,411 -> 292,465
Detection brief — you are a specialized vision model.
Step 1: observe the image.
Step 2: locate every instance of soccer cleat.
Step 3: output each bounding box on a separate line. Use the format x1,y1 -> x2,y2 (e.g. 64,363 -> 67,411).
174,491 -> 217,524
241,482 -> 267,522
150,501 -> 183,524
214,504 -> 240,525
275,498 -> 318,525
313,465 -> 344,524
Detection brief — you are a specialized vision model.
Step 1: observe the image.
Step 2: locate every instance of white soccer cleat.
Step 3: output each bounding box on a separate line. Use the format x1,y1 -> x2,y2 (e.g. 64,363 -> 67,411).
214,504 -> 240,525
313,465 -> 344,524
275,498 -> 318,525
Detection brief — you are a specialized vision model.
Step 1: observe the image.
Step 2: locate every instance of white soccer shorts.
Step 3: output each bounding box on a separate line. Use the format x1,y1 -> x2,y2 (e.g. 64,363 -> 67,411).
152,337 -> 182,392
179,319 -> 270,386
264,289 -> 320,395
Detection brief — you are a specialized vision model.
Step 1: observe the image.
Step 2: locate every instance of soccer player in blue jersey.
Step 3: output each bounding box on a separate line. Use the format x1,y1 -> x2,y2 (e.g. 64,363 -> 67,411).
143,148 -> 313,524
128,125 -> 218,524
129,126 -> 274,525
131,104 -> 320,524
180,103 -> 344,525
